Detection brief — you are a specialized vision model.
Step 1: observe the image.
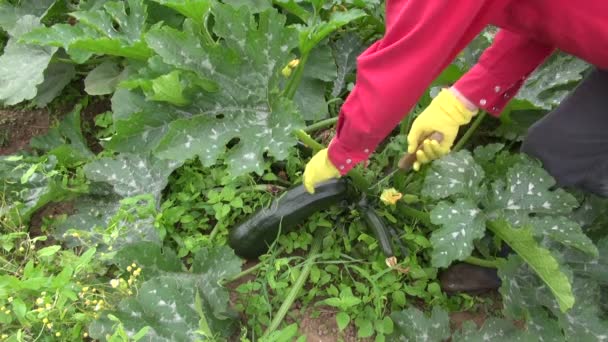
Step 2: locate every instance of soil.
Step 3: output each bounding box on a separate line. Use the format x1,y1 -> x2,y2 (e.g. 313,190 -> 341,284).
0,107 -> 51,155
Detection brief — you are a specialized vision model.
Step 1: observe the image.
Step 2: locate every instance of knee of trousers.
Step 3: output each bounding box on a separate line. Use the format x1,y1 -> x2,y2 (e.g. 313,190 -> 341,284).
521,120 -> 580,188
522,121 -> 608,198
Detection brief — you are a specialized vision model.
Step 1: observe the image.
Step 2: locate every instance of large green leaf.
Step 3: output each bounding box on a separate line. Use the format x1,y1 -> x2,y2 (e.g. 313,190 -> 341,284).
514,54 -> 589,111
54,194 -> 161,252
83,153 -> 181,201
491,221 -> 574,312
151,0 -> 211,25
487,162 -> 578,218
530,216 -> 598,257
0,15 -> 57,105
0,0 -> 57,31
389,306 -> 450,342
294,45 -> 336,120
107,88 -> 185,154
299,9 -> 366,53
452,318 -> 539,342
22,0 -> 152,60
429,199 -> 486,268
89,246 -> 241,341
144,4 -> 302,176
0,155 -> 71,223
330,33 -> 364,97
114,241 -> 184,278
30,103 -> 95,167
32,60 -> 76,107
84,60 -> 127,95
498,254 -> 608,341
422,150 -> 485,200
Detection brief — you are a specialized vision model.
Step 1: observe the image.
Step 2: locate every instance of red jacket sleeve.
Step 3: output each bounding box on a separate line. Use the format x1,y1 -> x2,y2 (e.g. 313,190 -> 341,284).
328,0 -> 500,175
453,29 -> 554,116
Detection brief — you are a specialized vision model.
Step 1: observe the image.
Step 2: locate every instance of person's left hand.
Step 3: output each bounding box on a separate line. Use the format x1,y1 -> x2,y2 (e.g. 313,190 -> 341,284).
302,148 -> 341,194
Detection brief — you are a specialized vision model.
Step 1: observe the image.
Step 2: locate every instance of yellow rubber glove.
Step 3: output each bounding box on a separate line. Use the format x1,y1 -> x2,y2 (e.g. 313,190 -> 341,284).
303,148 -> 341,194
407,89 -> 477,171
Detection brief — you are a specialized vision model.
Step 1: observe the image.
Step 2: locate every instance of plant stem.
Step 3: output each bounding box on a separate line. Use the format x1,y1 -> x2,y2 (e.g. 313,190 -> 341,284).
454,111 -> 487,151
284,53 -> 310,100
464,256 -> 503,269
396,203 -> 432,227
222,262 -> 264,285
303,117 -> 338,133
262,231 -> 323,338
294,129 -> 325,153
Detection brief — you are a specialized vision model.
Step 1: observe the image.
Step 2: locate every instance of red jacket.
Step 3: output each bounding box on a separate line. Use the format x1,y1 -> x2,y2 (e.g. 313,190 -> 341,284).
328,0 -> 608,175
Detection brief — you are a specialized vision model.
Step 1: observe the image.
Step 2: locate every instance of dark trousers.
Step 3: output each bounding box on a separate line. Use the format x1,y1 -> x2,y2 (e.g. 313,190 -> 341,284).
521,68 -> 608,198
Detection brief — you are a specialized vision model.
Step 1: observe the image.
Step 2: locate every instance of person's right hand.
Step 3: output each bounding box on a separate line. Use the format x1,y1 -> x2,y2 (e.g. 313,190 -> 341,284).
406,88 -> 478,170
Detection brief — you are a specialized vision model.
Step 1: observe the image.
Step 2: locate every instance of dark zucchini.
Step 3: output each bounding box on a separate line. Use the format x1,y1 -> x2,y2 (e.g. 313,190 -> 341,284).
357,199 -> 395,259
229,179 -> 349,259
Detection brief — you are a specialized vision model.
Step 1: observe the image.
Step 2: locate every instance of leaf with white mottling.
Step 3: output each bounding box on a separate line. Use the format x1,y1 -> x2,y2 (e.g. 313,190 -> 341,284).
145,4 -> 302,176
331,33 -> 364,97
422,150 -> 485,200
0,155 -> 71,223
106,88 -> 185,153
89,246 -> 241,341
83,153 -> 181,200
492,221 -> 574,312
515,54 -> 589,110
0,15 -> 57,105
21,0 -> 152,61
452,318 -> 539,342
115,242 -> 183,278
389,306 -> 450,342
488,162 -> 578,217
531,216 -> 598,257
429,199 -> 486,268
53,194 -> 161,251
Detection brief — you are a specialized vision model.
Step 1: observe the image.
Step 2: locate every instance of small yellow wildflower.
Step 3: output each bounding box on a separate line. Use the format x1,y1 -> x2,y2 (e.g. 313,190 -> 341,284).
36,298 -> 44,305
46,323 -> 53,329
128,278 -> 133,285
128,290 -> 133,295
36,308 -> 44,313
131,263 -> 137,268
110,279 -> 120,288
71,232 -> 80,238
1,334 -> 8,339
83,332 -> 88,338
8,297 -> 13,303
55,332 -> 61,337
43,318 -> 49,324
45,303 -> 52,309
82,287 -> 89,292
127,266 -> 132,272
0,306 -> 4,311
4,310 -> 10,315
92,300 -> 98,305
41,292 -> 46,296
85,300 -> 91,305
380,188 -> 403,205
18,246 -> 25,252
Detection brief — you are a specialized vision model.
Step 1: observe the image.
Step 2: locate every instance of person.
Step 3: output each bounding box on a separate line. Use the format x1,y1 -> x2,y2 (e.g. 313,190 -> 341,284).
302,1 -> 608,292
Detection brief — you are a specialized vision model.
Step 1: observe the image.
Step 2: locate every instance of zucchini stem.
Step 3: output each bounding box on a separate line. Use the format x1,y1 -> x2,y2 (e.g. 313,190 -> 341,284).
464,255 -> 503,269
454,111 -> 487,151
261,231 -> 323,338
303,117 -> 338,133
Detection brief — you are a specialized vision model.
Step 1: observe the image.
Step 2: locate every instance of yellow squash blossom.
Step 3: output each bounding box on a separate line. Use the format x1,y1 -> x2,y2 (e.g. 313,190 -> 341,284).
380,188 -> 403,205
